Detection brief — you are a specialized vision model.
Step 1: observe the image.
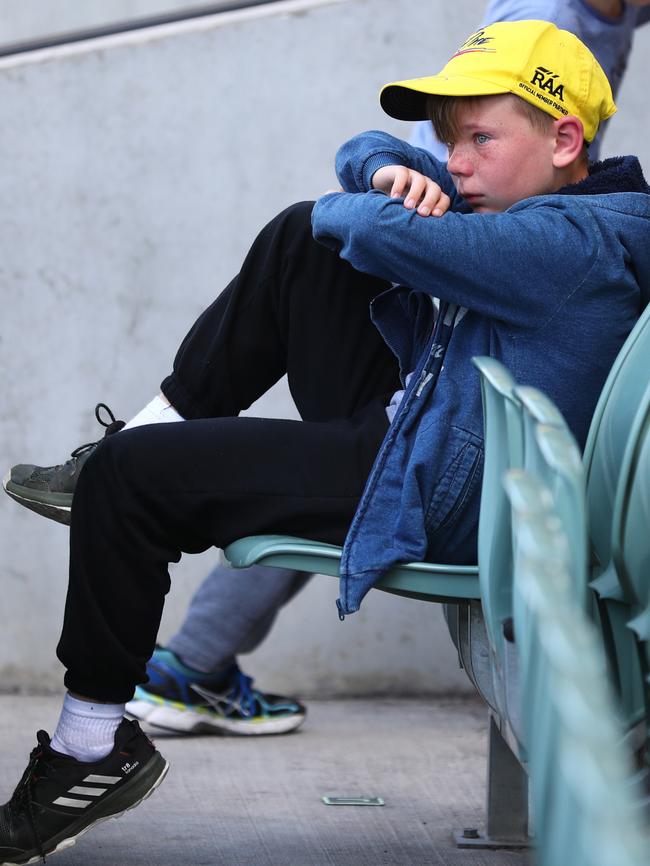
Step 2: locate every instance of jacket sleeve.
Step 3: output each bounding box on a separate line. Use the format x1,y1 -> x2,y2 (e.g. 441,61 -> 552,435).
335,130 -> 463,207
311,188 -> 601,330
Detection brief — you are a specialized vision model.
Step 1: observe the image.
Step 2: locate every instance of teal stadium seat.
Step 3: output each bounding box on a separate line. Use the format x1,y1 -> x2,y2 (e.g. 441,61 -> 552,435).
505,470 -> 648,866
529,420 -> 587,609
611,379 -> 650,757
612,378 -> 650,636
466,358 -> 525,749
499,416 -> 586,759
583,303 -> 650,724
513,385 -> 567,476
472,357 -> 523,676
503,468 -> 564,766
224,534 -> 479,604
585,301 -> 650,593
440,359 -> 522,722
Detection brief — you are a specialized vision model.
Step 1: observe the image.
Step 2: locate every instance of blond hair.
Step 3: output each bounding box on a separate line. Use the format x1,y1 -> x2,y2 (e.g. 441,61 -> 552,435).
427,93 -> 554,145
426,92 -> 589,166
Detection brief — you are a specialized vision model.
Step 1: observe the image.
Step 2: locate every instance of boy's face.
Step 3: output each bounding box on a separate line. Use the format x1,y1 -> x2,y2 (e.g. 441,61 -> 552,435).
445,95 -> 561,213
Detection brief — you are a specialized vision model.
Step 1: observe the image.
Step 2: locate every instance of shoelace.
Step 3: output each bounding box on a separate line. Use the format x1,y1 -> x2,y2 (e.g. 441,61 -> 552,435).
230,671 -> 258,717
69,403 -> 125,461
7,741 -> 47,863
190,671 -> 259,718
6,724 -> 143,865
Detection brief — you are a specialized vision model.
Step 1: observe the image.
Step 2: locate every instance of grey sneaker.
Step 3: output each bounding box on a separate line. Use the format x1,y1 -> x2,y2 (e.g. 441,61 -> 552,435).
3,403 -> 124,525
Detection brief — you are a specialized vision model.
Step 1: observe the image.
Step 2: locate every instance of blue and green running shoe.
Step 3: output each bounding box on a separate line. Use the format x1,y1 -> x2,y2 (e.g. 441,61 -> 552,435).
125,648 -> 306,736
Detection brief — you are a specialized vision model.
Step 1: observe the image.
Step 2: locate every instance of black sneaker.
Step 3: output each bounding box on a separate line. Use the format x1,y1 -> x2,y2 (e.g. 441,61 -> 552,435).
0,718 -> 168,865
3,403 -> 124,526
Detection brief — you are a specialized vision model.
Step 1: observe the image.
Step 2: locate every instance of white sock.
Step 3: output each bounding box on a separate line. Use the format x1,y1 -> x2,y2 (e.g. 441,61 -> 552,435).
122,394 -> 184,430
50,693 -> 125,763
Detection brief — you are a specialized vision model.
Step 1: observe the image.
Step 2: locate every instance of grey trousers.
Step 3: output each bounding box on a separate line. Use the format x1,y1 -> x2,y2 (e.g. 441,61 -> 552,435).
167,563 -> 310,673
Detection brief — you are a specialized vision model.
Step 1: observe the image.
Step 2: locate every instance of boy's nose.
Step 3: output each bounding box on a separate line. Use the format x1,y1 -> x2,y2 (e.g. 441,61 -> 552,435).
447,148 -> 472,177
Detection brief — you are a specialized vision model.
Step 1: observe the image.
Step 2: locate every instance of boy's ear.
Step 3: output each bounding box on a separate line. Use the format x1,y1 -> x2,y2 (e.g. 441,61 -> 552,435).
552,116 -> 586,168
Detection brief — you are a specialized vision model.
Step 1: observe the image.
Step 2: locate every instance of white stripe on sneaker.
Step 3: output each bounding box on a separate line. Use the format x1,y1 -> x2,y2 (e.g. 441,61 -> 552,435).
68,785 -> 107,797
53,796 -> 92,808
83,774 -> 121,784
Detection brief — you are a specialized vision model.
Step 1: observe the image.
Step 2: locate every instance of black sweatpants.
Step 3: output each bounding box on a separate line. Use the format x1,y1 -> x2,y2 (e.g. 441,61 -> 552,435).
57,202 -> 401,702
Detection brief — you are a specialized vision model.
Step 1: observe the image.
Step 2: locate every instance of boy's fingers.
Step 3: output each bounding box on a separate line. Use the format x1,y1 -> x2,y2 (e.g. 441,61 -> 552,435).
414,182 -> 438,216
389,170 -> 448,217
432,193 -> 451,216
415,182 -> 438,216
390,167 -> 409,198
403,173 -> 426,209
419,187 -> 451,217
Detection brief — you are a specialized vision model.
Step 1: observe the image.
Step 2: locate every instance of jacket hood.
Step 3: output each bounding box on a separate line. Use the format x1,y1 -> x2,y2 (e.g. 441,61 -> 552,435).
557,156 -> 650,310
559,155 -> 650,197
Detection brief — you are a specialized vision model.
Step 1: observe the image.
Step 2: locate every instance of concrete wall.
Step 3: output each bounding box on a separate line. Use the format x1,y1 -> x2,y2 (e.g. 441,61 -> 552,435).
0,1 -> 237,46
1,0 -> 649,696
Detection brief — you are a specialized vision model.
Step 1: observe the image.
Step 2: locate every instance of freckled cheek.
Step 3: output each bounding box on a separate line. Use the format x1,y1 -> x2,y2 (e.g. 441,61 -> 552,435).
462,151 -> 486,176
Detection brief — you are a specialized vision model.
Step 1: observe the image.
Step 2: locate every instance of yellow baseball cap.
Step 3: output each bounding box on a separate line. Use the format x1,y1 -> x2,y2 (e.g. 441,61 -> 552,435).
380,20 -> 616,143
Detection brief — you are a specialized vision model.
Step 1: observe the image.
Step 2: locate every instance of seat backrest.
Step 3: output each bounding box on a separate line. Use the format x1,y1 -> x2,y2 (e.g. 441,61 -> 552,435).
541,642 -> 647,866
505,468 -> 569,692
514,385 -> 567,476
534,424 -> 588,609
612,379 -> 650,611
505,471 -> 647,866
513,387 -> 587,608
505,468 -> 577,837
583,304 -> 650,569
472,356 -> 523,662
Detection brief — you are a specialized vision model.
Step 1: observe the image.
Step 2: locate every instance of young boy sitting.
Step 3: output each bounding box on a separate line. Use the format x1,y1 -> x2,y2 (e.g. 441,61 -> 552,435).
2,19 -> 649,865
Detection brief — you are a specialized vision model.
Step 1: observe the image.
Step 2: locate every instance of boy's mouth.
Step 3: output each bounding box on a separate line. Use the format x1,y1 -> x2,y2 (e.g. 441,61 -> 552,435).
461,192 -> 484,204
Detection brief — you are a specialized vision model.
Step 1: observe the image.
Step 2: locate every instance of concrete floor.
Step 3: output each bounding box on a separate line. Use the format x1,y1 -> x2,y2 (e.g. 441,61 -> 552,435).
0,695 -> 530,866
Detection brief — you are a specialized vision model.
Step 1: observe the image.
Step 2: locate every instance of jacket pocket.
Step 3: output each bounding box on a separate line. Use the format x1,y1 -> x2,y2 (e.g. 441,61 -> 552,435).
424,426 -> 484,536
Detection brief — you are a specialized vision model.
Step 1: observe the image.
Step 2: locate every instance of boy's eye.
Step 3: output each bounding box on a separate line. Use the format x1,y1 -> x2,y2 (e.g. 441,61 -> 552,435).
474,133 -> 490,145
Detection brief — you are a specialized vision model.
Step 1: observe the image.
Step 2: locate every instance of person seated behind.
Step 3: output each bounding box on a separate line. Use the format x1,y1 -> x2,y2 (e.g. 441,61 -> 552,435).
2,20 -> 649,865
411,0 -> 650,161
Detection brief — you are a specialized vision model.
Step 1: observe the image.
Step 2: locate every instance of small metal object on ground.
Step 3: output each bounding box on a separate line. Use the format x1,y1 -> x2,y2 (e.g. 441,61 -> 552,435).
322,796 -> 385,806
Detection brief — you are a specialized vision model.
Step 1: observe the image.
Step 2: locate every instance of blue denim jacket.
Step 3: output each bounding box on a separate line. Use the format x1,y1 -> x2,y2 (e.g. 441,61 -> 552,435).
311,132 -> 650,615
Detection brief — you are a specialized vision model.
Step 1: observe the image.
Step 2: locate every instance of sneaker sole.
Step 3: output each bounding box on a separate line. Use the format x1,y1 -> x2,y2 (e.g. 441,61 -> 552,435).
126,699 -> 305,736
0,752 -> 169,866
3,473 -> 72,526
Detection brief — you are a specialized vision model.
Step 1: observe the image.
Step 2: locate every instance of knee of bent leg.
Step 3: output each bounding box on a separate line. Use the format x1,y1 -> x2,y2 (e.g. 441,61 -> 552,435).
283,200 -> 315,220
276,200 -> 316,237
76,429 -> 141,500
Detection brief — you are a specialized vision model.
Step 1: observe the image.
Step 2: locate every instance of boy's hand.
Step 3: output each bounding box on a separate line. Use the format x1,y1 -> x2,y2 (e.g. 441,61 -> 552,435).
372,165 -> 450,217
